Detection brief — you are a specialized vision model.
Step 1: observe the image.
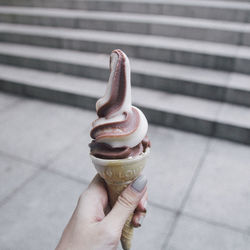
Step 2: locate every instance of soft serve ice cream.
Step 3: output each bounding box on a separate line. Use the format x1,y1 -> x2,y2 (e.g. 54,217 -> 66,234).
89,49 -> 150,159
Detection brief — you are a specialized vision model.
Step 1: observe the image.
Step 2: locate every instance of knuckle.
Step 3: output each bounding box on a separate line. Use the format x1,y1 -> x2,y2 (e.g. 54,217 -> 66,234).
117,192 -> 136,210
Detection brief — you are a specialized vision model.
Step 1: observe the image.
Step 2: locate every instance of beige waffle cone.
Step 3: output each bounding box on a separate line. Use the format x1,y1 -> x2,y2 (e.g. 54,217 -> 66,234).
90,148 -> 150,250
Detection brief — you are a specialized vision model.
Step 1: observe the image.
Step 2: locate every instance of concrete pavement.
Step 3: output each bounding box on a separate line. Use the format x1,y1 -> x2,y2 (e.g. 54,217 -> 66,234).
0,92 -> 249,250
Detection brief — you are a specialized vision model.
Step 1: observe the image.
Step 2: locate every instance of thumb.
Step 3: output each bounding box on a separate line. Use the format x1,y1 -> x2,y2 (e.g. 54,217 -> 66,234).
103,175 -> 147,231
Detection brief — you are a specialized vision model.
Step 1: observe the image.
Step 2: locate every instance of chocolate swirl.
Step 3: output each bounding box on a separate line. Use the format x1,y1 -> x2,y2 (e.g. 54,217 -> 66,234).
89,136 -> 150,159
97,49 -> 127,118
89,49 -> 150,159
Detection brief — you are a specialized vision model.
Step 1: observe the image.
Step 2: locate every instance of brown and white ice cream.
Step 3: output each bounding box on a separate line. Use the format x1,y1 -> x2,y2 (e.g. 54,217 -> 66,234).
89,49 -> 150,159
89,49 -> 150,250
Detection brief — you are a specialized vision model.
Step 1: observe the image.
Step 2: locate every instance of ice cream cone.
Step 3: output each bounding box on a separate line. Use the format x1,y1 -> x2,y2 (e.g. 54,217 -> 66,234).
90,147 -> 150,250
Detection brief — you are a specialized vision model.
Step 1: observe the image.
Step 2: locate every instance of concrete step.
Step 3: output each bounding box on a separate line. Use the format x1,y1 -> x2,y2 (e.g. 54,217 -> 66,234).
0,64 -> 249,145
205,0 -> 250,1
1,43 -> 250,107
0,24 -> 250,74
1,0 -> 250,23
0,7 -> 250,45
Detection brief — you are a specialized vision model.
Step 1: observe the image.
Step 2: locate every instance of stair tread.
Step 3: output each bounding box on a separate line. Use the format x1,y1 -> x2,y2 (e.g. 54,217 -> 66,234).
0,23 -> 246,58
229,73 -> 250,91
1,63 -> 250,129
3,0 -> 250,10
217,102 -> 250,128
78,0 -> 250,10
1,42 -> 250,92
0,42 -> 231,87
2,0 -> 250,25
0,6 -> 249,32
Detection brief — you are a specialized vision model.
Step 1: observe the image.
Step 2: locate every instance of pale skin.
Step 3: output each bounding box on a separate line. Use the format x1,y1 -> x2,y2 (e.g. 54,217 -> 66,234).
56,175 -> 148,250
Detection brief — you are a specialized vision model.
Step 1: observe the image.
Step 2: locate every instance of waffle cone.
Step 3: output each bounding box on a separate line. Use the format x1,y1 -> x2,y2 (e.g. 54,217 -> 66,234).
90,148 -> 150,250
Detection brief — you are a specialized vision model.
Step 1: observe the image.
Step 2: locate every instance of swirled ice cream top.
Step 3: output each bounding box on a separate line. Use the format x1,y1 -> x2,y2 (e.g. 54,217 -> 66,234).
89,49 -> 150,159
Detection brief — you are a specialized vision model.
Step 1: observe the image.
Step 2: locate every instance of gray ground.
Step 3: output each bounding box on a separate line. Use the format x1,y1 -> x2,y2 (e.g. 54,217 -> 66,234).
0,92 -> 249,250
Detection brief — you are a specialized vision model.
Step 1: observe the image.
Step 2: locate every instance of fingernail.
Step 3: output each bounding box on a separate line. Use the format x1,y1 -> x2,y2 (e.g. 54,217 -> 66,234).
131,175 -> 147,192
138,215 -> 145,227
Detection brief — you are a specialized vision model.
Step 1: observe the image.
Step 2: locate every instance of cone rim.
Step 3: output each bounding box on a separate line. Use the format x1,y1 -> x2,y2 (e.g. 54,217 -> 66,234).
90,147 -> 150,165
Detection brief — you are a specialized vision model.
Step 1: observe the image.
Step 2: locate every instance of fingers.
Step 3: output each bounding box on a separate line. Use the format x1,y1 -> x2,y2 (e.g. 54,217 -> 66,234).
132,211 -> 146,228
85,174 -> 108,207
102,175 -> 147,232
132,191 -> 148,227
135,191 -> 148,213
77,174 -> 108,222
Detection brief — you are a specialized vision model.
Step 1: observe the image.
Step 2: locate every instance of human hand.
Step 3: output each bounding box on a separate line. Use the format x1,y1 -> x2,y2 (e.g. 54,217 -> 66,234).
56,174 -> 148,250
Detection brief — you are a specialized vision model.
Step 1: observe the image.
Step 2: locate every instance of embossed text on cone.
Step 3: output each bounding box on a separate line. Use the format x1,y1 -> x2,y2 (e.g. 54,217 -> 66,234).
90,148 -> 150,250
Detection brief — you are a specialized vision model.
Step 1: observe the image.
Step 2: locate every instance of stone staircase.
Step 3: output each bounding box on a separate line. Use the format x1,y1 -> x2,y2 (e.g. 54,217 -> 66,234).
0,0 -> 249,145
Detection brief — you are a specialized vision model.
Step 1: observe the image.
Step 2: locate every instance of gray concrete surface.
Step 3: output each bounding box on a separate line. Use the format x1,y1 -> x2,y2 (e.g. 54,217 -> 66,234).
1,7 -> 250,45
1,43 -> 250,107
0,92 -> 249,250
1,64 -> 250,145
1,0 -> 250,23
1,23 -> 250,73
